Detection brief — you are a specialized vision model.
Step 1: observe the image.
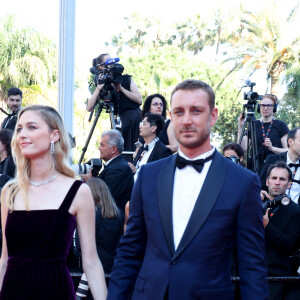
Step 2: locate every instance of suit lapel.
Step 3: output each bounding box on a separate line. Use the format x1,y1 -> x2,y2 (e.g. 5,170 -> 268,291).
147,141 -> 158,163
157,155 -> 177,255
172,151 -> 226,261
133,148 -> 143,166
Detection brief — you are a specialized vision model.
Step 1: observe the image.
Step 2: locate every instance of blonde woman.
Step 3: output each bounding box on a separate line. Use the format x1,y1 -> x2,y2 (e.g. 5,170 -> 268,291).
0,105 -> 107,300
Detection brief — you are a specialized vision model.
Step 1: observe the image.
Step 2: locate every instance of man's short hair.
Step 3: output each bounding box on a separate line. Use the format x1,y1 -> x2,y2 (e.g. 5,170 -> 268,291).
7,87 -> 22,99
144,113 -> 165,137
101,129 -> 124,153
287,127 -> 300,148
170,79 -> 215,111
266,161 -> 292,181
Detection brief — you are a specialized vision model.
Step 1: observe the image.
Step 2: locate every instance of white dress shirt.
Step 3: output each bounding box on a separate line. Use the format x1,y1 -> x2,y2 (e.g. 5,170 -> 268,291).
286,154 -> 300,204
172,146 -> 215,249
104,154 -> 120,167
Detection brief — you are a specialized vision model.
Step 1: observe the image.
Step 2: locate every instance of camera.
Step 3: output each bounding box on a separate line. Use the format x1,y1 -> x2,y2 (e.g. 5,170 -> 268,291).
243,81 -> 263,103
76,273 -> 89,298
97,63 -> 124,85
73,158 -> 102,177
262,194 -> 290,213
226,155 -> 240,164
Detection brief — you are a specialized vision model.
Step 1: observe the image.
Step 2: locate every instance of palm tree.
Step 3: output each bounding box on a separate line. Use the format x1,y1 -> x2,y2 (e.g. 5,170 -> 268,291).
0,15 -> 58,103
221,3 -> 300,95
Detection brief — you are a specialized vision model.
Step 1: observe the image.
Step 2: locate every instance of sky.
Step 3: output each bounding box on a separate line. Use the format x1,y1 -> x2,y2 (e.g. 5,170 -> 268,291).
1,0 -> 299,97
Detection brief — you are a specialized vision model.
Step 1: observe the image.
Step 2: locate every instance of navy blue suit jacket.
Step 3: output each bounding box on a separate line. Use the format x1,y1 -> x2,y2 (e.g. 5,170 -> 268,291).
108,151 -> 268,300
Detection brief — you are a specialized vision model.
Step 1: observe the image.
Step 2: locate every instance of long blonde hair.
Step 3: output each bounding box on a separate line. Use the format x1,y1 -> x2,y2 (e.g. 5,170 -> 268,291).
86,177 -> 120,218
4,105 -> 75,211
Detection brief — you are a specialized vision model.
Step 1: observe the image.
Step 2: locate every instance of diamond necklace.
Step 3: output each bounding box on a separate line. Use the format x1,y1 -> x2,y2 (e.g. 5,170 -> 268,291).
30,172 -> 60,187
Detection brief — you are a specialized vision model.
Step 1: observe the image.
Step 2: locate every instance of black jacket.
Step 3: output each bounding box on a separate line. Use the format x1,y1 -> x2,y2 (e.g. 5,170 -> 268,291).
133,140 -> 172,166
265,200 -> 300,276
99,155 -> 134,212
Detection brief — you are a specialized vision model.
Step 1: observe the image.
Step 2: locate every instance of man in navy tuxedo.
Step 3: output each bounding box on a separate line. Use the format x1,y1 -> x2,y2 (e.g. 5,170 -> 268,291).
107,79 -> 268,300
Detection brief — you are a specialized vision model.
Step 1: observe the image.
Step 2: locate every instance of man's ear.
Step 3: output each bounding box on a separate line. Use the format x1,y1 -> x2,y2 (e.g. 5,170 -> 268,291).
266,177 -> 269,188
151,125 -> 157,133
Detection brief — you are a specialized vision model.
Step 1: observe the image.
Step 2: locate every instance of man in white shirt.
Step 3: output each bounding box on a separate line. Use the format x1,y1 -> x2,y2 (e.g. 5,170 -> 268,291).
108,79 -> 268,300
129,113 -> 172,181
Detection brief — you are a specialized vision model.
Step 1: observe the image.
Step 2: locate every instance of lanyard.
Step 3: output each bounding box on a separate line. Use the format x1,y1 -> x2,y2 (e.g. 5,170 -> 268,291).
261,119 -> 274,140
135,146 -> 148,171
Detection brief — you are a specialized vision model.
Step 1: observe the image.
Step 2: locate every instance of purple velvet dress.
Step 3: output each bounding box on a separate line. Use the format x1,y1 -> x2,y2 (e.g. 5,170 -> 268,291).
0,180 -> 83,300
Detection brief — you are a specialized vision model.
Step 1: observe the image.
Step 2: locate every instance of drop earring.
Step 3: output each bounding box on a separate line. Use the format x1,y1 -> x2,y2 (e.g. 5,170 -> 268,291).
50,141 -> 55,155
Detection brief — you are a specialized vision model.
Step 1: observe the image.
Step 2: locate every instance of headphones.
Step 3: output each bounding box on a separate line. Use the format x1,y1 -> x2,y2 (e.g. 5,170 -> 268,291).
257,94 -> 278,113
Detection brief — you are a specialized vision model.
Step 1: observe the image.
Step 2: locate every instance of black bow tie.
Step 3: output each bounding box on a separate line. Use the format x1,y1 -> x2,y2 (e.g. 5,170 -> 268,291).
288,163 -> 300,169
141,145 -> 149,152
175,152 -> 215,173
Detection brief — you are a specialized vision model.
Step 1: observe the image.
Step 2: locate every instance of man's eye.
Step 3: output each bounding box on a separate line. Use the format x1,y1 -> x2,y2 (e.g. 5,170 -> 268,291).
193,109 -> 201,114
174,110 -> 183,115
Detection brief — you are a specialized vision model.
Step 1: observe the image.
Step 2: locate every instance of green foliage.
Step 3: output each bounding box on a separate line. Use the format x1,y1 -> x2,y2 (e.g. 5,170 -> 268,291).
278,65 -> 300,128
0,15 -> 57,102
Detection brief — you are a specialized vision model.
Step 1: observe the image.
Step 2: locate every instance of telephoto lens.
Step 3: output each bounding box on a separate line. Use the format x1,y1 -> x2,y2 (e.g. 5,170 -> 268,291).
76,273 -> 89,298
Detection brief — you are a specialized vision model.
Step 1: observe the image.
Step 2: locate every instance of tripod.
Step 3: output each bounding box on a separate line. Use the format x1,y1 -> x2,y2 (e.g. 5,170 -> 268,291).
79,91 -> 117,164
238,103 -> 260,174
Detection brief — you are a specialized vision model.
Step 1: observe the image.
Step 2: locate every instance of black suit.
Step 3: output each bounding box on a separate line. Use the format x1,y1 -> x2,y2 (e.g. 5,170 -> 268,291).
98,155 -> 134,212
1,115 -> 17,131
133,140 -> 172,166
260,152 -> 288,190
265,201 -> 300,299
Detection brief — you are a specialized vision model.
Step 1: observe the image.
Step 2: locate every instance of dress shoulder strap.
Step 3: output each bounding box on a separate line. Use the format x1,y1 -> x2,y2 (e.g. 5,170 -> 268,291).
59,180 -> 83,212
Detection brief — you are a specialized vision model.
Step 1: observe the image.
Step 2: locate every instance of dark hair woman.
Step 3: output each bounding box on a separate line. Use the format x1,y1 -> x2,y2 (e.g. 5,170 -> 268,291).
140,93 -> 178,153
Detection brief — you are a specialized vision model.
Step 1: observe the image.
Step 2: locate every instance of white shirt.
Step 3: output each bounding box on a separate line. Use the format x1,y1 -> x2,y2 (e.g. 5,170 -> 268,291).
172,146 -> 215,249
286,153 -> 300,204
134,138 -> 158,181
104,154 -> 120,167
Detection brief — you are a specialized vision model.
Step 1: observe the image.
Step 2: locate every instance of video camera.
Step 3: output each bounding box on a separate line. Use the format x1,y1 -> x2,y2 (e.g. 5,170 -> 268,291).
262,194 -> 291,214
243,79 -> 263,103
90,57 -> 124,87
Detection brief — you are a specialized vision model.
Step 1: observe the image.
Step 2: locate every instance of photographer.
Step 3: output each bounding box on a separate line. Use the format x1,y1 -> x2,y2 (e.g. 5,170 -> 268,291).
222,142 -> 245,166
86,54 -> 142,154
238,94 -> 289,172
262,161 -> 300,299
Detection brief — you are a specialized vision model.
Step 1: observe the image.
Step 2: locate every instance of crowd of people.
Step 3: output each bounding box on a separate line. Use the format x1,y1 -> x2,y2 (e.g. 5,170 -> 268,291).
0,66 -> 299,300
